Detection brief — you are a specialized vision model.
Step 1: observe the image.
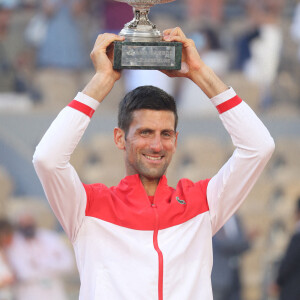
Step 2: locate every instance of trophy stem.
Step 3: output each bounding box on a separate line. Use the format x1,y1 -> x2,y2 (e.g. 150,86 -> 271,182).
127,9 -> 156,30
119,7 -> 162,41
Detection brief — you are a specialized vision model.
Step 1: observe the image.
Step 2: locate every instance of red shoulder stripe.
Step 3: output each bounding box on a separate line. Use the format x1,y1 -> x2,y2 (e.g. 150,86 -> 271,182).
68,100 -> 95,118
216,95 -> 242,114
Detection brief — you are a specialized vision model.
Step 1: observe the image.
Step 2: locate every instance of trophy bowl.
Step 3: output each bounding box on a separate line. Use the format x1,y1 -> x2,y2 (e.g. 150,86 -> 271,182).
115,0 -> 176,41
115,0 -> 176,9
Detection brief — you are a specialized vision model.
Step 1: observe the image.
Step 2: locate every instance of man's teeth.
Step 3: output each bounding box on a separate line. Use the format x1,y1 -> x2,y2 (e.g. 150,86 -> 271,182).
145,155 -> 162,161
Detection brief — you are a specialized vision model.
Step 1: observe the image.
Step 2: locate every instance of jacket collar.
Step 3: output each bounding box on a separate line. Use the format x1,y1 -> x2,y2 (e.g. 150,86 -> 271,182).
116,174 -> 172,205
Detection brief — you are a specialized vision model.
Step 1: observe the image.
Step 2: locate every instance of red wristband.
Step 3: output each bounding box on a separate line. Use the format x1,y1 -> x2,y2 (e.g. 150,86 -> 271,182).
216,95 -> 242,114
68,100 -> 95,118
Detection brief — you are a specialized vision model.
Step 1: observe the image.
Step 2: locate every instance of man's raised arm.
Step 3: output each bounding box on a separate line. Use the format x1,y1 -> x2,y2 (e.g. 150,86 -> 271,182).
33,34 -> 124,242
162,27 -> 275,234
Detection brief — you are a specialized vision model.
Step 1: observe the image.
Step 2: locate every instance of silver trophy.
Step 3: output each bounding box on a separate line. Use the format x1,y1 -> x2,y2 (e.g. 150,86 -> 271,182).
113,0 -> 182,69
116,0 -> 175,41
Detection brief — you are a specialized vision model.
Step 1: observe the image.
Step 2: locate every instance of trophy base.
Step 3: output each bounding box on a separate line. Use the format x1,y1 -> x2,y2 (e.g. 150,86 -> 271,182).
113,41 -> 182,70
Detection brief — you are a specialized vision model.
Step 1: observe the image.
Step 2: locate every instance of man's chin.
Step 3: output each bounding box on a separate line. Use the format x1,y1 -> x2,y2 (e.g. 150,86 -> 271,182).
140,168 -> 166,181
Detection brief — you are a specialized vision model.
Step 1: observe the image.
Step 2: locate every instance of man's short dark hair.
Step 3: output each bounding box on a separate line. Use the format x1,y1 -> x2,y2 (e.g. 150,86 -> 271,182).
118,85 -> 178,136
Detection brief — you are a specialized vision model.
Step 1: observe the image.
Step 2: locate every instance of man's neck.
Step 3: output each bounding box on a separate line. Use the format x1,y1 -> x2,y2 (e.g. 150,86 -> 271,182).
139,176 -> 160,196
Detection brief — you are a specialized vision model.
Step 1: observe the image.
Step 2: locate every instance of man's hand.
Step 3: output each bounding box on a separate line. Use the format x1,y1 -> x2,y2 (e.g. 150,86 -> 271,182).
162,27 -> 228,98
82,33 -> 125,102
162,27 -> 204,81
90,33 -> 124,81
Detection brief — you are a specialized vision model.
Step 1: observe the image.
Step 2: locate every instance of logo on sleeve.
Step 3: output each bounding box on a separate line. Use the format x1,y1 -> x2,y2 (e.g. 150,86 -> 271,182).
176,197 -> 186,205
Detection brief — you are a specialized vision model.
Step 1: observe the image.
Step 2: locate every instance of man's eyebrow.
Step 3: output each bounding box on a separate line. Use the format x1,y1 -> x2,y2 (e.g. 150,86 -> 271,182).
137,127 -> 154,132
161,129 -> 176,133
139,128 -> 175,132
162,129 -> 176,132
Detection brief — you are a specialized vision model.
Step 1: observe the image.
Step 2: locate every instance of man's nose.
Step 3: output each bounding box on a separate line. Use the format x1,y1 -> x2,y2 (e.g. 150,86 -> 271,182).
150,135 -> 163,152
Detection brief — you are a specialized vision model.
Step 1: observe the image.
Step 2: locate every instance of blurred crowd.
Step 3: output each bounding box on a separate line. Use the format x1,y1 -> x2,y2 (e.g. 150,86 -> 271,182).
0,0 -> 299,113
0,213 -> 74,300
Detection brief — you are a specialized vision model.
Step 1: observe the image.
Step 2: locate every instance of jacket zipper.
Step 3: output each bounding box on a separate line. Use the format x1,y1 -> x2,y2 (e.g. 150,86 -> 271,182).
151,203 -> 163,300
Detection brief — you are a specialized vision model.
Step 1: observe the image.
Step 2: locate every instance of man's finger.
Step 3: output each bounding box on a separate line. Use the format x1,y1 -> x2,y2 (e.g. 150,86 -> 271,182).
163,27 -> 186,38
163,34 -> 195,49
94,33 -> 124,51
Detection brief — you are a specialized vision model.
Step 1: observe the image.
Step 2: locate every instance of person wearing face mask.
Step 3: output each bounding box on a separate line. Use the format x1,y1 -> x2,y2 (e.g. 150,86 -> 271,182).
274,198 -> 300,300
6,213 -> 74,300
0,219 -> 14,300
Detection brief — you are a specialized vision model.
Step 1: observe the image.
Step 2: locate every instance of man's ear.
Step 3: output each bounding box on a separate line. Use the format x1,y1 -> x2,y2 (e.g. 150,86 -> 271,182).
172,131 -> 179,153
114,127 -> 125,150
175,131 -> 179,149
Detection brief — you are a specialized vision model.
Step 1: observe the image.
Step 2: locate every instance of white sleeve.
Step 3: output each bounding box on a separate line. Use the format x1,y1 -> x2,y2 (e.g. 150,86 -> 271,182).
207,88 -> 275,235
33,92 -> 100,242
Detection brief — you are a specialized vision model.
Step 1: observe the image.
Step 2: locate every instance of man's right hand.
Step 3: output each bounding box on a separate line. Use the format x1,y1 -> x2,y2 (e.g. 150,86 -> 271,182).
82,33 -> 125,103
90,33 -> 125,81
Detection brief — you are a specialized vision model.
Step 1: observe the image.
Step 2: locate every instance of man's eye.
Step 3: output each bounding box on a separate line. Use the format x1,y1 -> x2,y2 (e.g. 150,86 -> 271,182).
140,130 -> 150,136
162,131 -> 173,138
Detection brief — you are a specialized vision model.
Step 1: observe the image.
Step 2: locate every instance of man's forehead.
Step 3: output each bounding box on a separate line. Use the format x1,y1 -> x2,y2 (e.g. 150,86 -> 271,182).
131,109 -> 175,120
131,109 -> 176,128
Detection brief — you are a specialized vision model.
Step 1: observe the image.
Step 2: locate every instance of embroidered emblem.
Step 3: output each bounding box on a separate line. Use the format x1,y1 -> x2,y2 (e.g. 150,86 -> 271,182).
176,196 -> 186,205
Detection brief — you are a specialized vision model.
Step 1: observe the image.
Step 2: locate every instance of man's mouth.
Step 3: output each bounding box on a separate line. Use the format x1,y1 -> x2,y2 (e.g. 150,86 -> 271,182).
144,154 -> 163,161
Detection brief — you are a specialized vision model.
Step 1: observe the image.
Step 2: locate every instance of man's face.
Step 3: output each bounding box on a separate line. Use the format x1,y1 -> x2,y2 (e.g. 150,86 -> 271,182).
121,109 -> 178,181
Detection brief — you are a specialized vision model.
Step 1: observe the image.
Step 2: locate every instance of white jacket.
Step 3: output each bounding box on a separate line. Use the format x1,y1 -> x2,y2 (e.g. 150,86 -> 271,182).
33,88 -> 274,299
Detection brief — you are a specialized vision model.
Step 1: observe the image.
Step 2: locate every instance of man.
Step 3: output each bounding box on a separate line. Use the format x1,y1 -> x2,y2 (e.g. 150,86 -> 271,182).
0,219 -> 14,300
33,27 -> 275,299
211,214 -> 250,300
6,214 -> 74,300
276,198 -> 300,300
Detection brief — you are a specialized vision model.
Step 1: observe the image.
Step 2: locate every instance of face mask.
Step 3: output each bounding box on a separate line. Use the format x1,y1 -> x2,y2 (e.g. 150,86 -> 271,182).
18,225 -> 36,239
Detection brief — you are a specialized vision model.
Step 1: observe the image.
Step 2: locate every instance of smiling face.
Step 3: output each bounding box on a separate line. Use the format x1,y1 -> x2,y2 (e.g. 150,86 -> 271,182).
115,109 -> 178,183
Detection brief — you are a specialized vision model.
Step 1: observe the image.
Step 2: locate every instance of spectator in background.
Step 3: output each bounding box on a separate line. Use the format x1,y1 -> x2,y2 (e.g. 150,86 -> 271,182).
29,0 -> 90,108
234,0 -> 283,109
290,0 -> 300,84
20,0 -> 37,8
101,0 -> 132,34
0,0 -> 45,106
37,0 -> 88,70
86,0 -> 132,49
0,0 -> 44,97
185,0 -> 224,26
0,1 -> 27,94
0,219 -> 14,300
0,0 -> 19,11
177,26 -> 230,116
290,0 -> 300,105
0,2 -> 14,92
290,0 -> 300,61
6,213 -> 74,300
275,198 -> 300,300
211,214 -> 251,300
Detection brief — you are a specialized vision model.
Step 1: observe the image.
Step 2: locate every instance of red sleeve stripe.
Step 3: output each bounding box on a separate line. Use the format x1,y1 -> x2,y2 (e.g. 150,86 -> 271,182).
216,95 -> 242,114
68,100 -> 95,118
